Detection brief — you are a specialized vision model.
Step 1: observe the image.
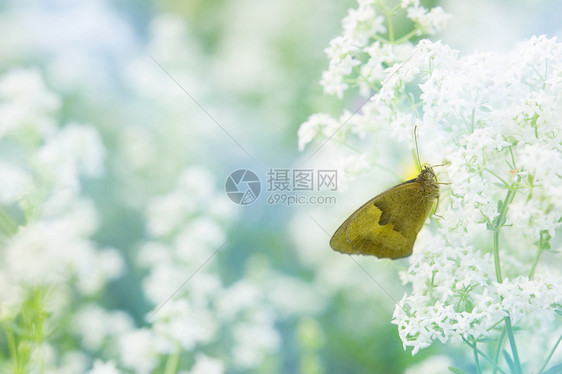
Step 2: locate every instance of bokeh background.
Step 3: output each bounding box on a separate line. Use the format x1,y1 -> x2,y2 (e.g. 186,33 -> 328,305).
0,0 -> 561,373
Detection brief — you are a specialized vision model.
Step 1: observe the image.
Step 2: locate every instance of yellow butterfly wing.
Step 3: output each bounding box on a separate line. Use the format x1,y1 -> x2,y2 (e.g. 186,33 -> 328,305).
329,179 -> 436,259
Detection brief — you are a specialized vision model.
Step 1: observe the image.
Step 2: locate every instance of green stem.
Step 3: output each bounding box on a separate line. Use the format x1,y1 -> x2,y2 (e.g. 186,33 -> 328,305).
492,189 -> 516,283
472,341 -> 482,374
378,1 -> 395,43
395,29 -> 420,44
484,168 -> 510,188
491,188 -> 521,373
493,327 -> 506,374
463,338 -> 507,374
508,146 -> 517,170
163,351 -> 180,374
387,13 -> 395,43
498,189 -> 516,224
528,247 -> 543,279
371,34 -> 390,45
493,228 -> 502,283
376,0 -> 391,13
537,333 -> 562,374
504,316 -> 521,374
0,208 -> 17,236
4,326 -> 17,363
486,318 -> 505,332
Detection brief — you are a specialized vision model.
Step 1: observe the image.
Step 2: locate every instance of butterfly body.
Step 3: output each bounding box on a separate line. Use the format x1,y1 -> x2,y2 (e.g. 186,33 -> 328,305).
330,166 -> 439,259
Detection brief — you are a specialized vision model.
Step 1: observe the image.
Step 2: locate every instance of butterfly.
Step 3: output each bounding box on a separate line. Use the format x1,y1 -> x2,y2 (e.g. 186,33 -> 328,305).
330,164 -> 440,259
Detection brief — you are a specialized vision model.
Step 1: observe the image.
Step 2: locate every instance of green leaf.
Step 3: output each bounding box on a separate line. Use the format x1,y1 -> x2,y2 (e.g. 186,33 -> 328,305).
499,215 -> 507,227
448,366 -> 472,374
534,230 -> 552,251
503,350 -> 516,373
542,363 -> 562,374
476,337 -> 497,343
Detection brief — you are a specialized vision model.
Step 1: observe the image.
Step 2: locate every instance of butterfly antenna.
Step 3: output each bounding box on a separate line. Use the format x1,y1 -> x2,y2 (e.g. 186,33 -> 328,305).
431,161 -> 451,168
414,125 -> 422,172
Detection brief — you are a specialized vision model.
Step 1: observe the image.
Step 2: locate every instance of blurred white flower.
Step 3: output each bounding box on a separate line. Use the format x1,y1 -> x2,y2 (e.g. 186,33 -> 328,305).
1,198 -> 123,306
232,321 -> 280,369
266,274 -> 328,316
53,351 -> 89,374
324,36 -> 361,61
406,6 -> 451,35
404,355 -> 453,374
117,329 -> 159,374
142,261 -> 187,305
88,360 -> 121,374
73,305 -> 134,351
333,153 -> 371,191
216,281 -> 264,321
342,4 -> 385,47
187,354 -> 224,374
297,113 -> 341,151
145,166 -> 234,237
152,299 -> 218,351
34,123 -> 105,189
0,161 -> 32,203
175,218 -> 226,264
0,69 -> 59,140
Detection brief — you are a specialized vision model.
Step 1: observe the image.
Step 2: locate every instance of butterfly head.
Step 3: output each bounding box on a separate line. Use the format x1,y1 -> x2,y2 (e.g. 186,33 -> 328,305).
417,164 -> 440,199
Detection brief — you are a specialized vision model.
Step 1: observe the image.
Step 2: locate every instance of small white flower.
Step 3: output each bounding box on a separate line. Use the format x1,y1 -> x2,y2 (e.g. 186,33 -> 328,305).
324,36 -> 360,61
407,6 -> 451,35
297,113 -> 340,151
322,66 -> 353,97
342,4 -> 385,46
400,0 -> 420,9
497,275 -> 562,325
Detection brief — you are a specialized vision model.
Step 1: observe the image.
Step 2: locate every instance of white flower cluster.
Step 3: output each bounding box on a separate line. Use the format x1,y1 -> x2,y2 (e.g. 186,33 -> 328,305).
319,0 -> 449,99
0,69 -> 118,309
404,2 -> 451,36
0,69 -> 124,373
300,0 -> 562,366
128,166 -> 284,373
